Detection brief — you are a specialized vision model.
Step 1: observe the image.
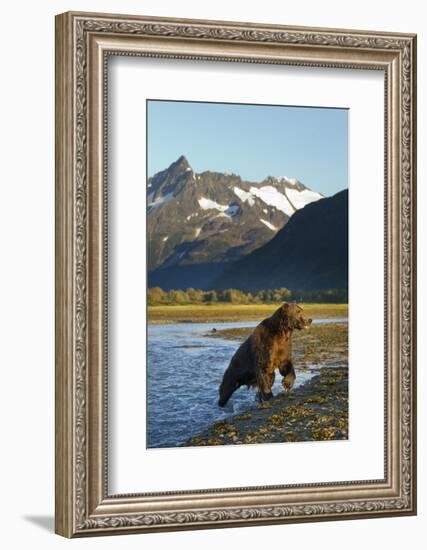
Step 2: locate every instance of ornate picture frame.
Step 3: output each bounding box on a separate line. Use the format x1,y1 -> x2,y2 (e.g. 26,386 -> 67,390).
55,11 -> 417,537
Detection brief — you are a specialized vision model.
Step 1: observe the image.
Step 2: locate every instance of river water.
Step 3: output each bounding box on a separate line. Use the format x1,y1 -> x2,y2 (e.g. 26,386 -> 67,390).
147,318 -> 347,448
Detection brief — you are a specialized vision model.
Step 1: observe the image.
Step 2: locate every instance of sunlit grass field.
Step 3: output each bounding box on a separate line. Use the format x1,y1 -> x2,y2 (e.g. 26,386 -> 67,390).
148,303 -> 348,324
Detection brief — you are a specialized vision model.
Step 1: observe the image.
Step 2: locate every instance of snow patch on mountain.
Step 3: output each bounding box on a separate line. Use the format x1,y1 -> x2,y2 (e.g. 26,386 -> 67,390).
233,186 -> 255,206
234,184 -> 318,217
286,188 -> 323,210
198,198 -> 239,218
260,219 -> 278,231
236,184 -> 321,216
249,186 -> 295,217
198,197 -> 225,211
148,192 -> 175,211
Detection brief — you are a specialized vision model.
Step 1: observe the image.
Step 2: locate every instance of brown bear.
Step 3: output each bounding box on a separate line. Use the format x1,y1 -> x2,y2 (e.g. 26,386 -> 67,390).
218,303 -> 312,407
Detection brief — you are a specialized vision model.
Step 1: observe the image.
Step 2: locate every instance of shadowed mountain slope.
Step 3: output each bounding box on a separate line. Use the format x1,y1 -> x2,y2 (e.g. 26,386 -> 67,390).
213,189 -> 348,291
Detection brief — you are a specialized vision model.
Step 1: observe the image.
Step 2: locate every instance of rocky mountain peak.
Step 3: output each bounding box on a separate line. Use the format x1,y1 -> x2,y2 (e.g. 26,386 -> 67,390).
171,154 -> 191,173
147,155 -> 194,208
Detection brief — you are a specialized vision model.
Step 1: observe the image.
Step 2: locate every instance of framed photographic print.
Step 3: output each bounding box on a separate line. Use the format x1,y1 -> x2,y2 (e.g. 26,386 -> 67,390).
55,11 -> 417,537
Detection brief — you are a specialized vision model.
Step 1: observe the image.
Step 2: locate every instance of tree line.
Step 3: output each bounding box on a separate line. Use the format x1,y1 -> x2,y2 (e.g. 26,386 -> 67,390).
148,287 -> 348,305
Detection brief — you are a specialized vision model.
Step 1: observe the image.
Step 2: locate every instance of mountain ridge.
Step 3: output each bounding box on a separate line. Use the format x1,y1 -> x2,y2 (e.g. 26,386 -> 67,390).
147,156 -> 324,289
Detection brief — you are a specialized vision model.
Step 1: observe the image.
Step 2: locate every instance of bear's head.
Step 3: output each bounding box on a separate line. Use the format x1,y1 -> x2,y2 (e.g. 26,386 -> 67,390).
268,302 -> 312,335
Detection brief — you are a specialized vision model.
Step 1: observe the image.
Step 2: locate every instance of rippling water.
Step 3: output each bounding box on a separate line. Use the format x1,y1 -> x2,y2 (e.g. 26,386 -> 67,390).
147,318 -> 347,448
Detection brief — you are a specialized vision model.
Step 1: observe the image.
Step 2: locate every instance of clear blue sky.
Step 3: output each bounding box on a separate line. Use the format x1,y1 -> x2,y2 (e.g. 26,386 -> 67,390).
147,100 -> 348,197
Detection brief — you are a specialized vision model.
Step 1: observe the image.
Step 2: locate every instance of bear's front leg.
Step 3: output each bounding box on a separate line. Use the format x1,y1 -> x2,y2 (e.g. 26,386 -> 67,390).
279,361 -> 296,392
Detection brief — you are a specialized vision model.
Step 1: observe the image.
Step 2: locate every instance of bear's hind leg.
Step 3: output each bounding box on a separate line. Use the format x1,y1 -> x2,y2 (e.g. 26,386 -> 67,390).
218,365 -> 241,407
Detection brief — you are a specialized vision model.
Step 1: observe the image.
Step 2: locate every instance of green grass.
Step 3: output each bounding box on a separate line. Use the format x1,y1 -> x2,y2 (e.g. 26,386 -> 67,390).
148,303 -> 348,324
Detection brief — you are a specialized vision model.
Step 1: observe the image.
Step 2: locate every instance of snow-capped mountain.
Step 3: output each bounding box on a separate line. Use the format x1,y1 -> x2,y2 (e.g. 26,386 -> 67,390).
147,155 -> 323,289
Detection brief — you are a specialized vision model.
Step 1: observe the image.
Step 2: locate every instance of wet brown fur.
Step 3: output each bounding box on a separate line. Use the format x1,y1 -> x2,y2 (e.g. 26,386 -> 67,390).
218,303 -> 312,407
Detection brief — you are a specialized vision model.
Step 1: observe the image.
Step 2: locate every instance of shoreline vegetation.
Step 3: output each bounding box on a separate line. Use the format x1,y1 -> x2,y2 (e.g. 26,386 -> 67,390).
183,321 -> 348,446
148,287 -> 348,309
148,303 -> 348,324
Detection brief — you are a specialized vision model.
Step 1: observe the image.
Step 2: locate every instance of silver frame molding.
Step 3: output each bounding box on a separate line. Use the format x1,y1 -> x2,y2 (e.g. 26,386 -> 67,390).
55,11 -> 417,538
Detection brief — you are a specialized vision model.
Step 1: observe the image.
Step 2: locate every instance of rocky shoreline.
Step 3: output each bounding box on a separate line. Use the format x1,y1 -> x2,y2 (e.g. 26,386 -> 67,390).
182,367 -> 348,446
182,322 -> 348,447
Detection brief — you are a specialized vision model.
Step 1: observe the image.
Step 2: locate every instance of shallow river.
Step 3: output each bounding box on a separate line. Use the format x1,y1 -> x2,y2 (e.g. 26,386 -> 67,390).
147,318 -> 347,448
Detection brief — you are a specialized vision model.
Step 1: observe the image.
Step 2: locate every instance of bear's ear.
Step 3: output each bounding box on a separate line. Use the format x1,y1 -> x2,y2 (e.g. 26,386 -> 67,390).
280,302 -> 290,313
